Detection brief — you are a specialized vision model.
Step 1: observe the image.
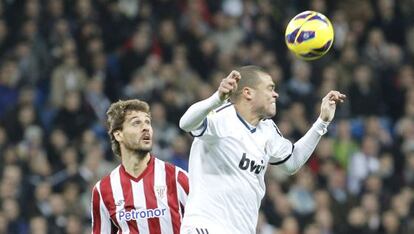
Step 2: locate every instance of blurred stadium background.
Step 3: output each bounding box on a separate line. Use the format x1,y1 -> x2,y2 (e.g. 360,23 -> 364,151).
0,0 -> 413,233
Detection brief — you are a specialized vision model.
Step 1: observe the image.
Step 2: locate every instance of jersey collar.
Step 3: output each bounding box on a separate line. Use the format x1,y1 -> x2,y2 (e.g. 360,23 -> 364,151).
120,155 -> 155,182
236,112 -> 257,133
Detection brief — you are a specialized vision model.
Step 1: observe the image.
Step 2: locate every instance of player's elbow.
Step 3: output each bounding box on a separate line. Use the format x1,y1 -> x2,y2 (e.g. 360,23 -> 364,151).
179,117 -> 191,132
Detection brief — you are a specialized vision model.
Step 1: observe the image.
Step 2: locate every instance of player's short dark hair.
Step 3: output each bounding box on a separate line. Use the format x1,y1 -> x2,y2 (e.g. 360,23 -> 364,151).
106,99 -> 150,157
231,65 -> 267,101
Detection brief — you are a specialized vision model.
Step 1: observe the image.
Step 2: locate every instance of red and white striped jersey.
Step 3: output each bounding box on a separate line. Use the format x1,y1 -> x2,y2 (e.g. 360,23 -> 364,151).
91,156 -> 189,234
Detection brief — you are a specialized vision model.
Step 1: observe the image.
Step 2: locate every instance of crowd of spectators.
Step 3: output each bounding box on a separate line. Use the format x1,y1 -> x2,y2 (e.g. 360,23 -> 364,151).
0,0 -> 414,233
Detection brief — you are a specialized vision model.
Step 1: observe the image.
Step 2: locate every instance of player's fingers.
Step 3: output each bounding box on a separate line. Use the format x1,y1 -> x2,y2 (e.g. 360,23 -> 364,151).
225,71 -> 241,84
327,91 -> 338,98
220,81 -> 229,90
332,93 -> 346,101
226,79 -> 236,86
227,71 -> 238,79
339,93 -> 347,100
225,79 -> 239,91
327,91 -> 346,101
333,91 -> 346,98
219,86 -> 230,93
227,74 -> 241,86
222,83 -> 233,91
323,91 -> 334,101
330,96 -> 345,103
231,71 -> 241,82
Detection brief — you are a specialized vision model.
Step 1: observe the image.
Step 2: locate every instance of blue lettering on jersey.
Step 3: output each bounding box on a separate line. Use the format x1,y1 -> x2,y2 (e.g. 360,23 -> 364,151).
119,208 -> 167,221
238,153 -> 265,174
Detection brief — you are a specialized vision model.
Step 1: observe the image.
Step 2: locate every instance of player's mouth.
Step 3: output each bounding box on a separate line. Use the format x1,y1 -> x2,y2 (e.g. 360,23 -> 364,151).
141,134 -> 151,143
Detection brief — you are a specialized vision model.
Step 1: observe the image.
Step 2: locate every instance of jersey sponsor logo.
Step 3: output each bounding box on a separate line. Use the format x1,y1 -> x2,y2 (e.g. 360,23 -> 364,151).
118,208 -> 167,221
238,153 -> 265,174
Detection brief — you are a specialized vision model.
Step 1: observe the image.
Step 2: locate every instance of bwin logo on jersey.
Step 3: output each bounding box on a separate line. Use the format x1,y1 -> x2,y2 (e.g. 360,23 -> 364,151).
238,153 -> 265,174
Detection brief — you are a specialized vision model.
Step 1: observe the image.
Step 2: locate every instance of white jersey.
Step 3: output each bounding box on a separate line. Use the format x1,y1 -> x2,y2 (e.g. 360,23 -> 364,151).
181,103 -> 293,234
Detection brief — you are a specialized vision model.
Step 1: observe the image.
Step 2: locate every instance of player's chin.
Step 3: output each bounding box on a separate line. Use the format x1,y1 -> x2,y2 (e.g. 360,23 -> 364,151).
267,106 -> 276,117
142,144 -> 152,151
136,146 -> 152,154
264,110 -> 276,119
137,142 -> 153,151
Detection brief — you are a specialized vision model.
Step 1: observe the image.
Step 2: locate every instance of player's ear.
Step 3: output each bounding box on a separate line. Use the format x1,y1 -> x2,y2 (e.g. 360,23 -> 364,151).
114,130 -> 123,142
243,87 -> 254,100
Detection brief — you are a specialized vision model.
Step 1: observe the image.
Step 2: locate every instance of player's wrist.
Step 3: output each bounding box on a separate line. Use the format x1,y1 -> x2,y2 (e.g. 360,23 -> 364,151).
212,91 -> 227,105
313,117 -> 330,135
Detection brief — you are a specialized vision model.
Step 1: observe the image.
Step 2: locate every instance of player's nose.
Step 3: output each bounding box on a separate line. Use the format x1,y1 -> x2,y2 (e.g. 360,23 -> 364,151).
142,123 -> 151,132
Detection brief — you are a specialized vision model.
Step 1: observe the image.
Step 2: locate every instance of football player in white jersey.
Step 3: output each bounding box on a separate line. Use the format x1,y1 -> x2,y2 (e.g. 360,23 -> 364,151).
179,65 -> 346,234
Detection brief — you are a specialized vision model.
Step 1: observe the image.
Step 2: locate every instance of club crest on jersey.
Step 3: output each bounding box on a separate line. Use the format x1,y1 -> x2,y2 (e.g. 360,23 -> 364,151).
238,153 -> 265,174
115,199 -> 125,206
155,185 -> 166,199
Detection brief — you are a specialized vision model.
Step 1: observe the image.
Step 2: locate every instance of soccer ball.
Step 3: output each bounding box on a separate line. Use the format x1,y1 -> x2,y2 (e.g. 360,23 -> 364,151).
285,11 -> 334,60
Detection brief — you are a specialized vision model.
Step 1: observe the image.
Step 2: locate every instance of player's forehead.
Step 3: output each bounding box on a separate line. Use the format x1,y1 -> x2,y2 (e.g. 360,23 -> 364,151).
257,72 -> 275,87
125,110 -> 151,122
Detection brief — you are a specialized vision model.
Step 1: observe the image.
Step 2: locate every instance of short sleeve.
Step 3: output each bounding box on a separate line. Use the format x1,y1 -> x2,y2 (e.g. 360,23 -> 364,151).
176,169 -> 189,205
91,182 -> 113,233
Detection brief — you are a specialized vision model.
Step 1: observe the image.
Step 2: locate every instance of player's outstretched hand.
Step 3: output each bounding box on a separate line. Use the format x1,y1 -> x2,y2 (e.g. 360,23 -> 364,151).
218,70 -> 241,101
319,90 -> 346,122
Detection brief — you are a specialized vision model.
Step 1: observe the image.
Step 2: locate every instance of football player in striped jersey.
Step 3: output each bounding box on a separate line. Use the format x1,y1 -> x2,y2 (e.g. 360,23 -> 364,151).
91,99 -> 189,234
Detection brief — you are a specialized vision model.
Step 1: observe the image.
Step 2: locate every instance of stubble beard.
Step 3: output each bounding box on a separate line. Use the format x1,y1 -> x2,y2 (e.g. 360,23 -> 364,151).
268,103 -> 277,118
134,144 -> 152,155
258,105 -> 276,119
125,141 -> 152,156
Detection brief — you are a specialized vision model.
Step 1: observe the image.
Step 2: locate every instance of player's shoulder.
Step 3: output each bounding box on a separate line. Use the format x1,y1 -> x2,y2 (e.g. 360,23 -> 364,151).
214,102 -> 233,113
212,102 -> 234,116
93,165 -> 121,190
154,158 -> 188,176
261,118 -> 276,126
92,175 -> 107,194
261,119 -> 283,137
206,102 -> 235,124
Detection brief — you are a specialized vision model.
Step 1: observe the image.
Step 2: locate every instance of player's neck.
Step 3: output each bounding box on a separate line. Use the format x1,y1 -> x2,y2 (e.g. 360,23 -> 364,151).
121,151 -> 151,178
234,103 -> 260,126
